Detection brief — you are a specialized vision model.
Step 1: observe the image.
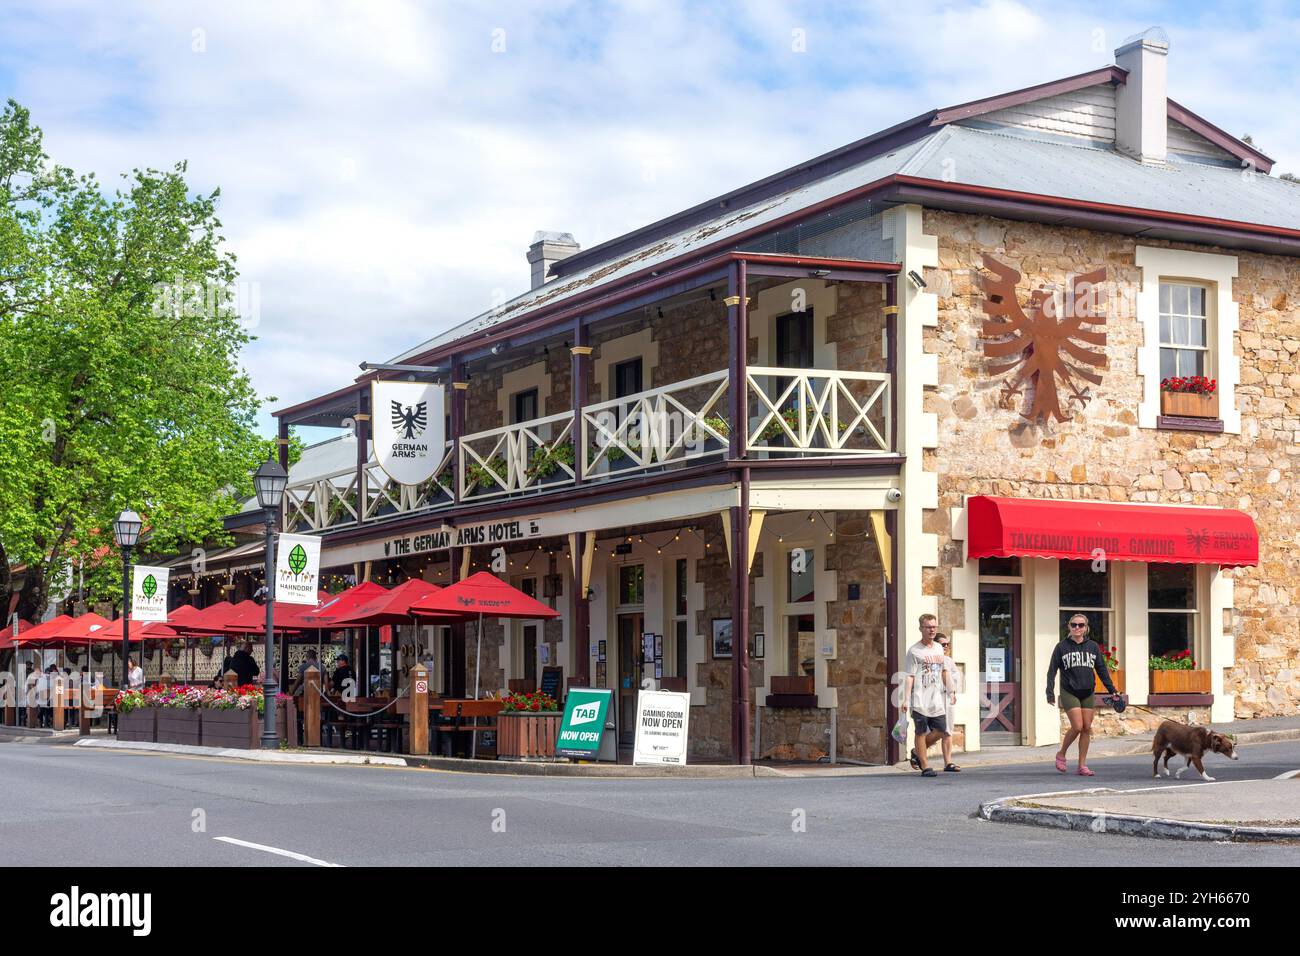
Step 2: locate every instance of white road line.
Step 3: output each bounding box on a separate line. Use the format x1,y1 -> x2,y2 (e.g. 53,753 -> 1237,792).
214,836 -> 344,867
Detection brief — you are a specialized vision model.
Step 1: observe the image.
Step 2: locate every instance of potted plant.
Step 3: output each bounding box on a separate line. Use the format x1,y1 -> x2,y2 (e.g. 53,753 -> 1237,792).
496,690 -> 562,760
1149,649 -> 1210,694
526,442 -> 575,483
155,684 -> 204,745
201,683 -> 264,749
465,455 -> 508,494
115,687 -> 157,743
1093,645 -> 1125,694
1160,376 -> 1218,419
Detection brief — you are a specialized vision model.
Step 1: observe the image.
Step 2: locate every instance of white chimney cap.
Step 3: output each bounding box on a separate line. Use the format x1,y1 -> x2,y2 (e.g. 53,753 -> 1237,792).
1117,26 -> 1169,53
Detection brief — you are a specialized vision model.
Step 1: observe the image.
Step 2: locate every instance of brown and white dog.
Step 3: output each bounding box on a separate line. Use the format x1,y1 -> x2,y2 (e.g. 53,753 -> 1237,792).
1151,721 -> 1238,781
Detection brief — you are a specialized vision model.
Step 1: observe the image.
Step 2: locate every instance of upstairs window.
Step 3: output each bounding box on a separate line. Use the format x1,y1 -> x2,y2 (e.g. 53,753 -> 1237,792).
1159,283 -> 1210,380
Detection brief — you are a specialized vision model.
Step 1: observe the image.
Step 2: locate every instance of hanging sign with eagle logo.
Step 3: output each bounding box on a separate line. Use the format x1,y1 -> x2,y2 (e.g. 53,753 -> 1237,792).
372,380 -> 445,486
131,564 -> 170,621
275,532 -> 322,605
979,255 -> 1108,423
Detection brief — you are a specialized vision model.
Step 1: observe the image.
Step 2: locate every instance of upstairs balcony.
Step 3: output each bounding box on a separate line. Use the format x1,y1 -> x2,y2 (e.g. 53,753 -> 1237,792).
282,363 -> 892,533
272,250 -> 901,536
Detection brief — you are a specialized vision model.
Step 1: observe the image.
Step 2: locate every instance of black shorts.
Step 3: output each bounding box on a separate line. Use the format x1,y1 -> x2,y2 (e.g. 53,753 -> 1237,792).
912,711 -> 947,735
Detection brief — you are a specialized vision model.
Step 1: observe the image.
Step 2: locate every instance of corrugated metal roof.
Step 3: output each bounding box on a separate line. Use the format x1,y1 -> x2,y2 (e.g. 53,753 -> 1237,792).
389,135 -> 934,363
239,435 -> 364,513
390,123 -> 1300,367
905,125 -> 1300,230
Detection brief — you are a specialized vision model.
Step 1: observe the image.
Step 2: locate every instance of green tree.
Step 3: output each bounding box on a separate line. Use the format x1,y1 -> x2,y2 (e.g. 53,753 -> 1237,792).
0,99 -> 267,622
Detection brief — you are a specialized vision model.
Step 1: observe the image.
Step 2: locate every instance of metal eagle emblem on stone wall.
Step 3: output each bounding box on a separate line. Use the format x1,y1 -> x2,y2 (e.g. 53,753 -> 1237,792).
978,255 -> 1108,423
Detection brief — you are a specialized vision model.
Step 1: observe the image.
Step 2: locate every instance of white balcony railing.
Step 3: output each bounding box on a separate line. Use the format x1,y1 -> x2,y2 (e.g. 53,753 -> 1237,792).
745,367 -> 891,455
282,442 -> 454,533
581,369 -> 730,480
282,367 -> 892,531
459,411 -> 576,501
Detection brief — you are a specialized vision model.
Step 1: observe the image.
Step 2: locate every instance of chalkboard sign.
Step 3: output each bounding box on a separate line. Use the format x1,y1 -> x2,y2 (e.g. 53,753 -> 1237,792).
541,666 -> 563,702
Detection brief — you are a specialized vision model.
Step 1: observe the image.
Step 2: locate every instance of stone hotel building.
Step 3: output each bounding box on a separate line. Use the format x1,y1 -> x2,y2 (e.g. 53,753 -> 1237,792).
188,30 -> 1297,763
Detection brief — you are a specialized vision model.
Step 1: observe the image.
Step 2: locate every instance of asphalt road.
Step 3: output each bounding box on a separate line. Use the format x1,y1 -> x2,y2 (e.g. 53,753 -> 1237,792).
1,739 -> 1297,866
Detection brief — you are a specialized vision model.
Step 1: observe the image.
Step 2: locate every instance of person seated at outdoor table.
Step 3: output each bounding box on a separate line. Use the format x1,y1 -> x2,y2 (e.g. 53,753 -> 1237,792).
229,642 -> 260,686
290,648 -> 324,698
212,647 -> 235,686
330,654 -> 355,695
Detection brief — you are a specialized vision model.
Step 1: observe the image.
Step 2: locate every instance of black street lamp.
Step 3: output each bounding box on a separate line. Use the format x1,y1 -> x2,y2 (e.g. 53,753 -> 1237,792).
254,457 -> 288,749
112,509 -> 142,688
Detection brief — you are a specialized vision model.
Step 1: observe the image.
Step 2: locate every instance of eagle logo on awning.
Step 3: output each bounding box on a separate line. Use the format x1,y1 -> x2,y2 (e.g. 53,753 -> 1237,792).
979,256 -> 1108,423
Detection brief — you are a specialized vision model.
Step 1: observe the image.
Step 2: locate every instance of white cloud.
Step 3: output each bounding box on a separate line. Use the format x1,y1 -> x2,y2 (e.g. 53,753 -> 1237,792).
4,0 -> 1297,435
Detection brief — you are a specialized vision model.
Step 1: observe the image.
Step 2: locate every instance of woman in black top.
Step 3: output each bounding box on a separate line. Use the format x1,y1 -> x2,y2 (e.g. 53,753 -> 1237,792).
1045,614 -> 1117,776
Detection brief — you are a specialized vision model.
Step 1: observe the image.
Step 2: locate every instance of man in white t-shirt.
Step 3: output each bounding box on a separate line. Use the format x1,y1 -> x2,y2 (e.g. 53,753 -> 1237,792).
901,614 -> 951,777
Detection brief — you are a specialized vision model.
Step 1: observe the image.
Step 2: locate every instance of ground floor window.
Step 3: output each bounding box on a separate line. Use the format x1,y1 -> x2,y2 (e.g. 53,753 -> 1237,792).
785,613 -> 815,677
1058,558 -> 1112,646
1148,563 -> 1198,659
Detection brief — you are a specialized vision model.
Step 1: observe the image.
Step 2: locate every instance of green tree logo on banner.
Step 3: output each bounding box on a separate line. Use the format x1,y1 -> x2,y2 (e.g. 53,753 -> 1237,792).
142,574 -> 157,599
288,544 -> 308,576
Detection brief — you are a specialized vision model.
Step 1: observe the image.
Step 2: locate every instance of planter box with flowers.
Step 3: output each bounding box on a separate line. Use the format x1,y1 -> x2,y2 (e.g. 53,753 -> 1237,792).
114,688 -> 157,743
201,684 -> 265,749
154,685 -> 206,745
496,691 -> 563,760
1160,376 -> 1218,419
1149,650 -> 1210,694
1093,645 -> 1125,694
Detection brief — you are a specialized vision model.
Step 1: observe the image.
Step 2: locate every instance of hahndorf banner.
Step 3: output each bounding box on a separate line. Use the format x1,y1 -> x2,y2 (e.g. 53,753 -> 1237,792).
131,565 -> 170,622
372,380 -> 445,486
275,533 -> 322,605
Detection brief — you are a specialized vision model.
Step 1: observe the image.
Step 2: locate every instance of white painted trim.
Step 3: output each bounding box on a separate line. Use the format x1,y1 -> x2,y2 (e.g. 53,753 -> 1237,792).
948,503 -> 981,752
497,361 -> 552,427
1122,563 -> 1150,705
594,327 -> 659,402
1208,566 -> 1235,722
1026,558 -> 1058,747
888,204 -> 941,755
1134,246 -> 1239,434
748,278 -> 838,369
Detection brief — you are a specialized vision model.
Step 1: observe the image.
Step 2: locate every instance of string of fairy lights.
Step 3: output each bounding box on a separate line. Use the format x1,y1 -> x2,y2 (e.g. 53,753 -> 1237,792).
164,510 -> 861,601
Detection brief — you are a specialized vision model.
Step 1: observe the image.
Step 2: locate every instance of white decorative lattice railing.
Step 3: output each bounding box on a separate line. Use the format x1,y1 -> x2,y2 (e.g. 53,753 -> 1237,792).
459,412 -> 576,501
745,367 -> 891,455
581,370 -> 730,479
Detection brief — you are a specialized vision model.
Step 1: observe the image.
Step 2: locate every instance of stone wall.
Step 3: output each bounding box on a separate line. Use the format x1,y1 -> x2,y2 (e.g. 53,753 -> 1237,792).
922,208 -> 1300,722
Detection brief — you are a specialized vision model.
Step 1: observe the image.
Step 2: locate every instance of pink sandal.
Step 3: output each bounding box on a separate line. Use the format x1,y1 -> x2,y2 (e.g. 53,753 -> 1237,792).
1055,754 -> 1067,773
1077,766 -> 1095,776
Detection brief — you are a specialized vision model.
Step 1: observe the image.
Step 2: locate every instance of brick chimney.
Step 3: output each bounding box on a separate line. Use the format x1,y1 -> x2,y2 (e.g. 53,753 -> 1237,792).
1114,27 -> 1169,165
526,231 -> 580,290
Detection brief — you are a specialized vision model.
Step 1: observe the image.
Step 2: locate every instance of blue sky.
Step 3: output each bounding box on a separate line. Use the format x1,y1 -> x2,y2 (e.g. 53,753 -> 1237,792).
3,0 -> 1297,438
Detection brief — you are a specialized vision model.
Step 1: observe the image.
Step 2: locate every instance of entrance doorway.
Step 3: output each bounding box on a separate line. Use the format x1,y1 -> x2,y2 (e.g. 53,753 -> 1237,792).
979,585 -> 1022,745
617,612 -> 643,745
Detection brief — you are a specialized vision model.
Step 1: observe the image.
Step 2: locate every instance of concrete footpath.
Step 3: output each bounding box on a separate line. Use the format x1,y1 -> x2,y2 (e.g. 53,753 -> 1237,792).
45,713 -> 1300,780
981,771 -> 1300,842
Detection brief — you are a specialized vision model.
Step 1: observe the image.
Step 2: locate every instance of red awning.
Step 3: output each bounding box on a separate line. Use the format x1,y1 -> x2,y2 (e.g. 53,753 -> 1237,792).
967,496 -> 1259,568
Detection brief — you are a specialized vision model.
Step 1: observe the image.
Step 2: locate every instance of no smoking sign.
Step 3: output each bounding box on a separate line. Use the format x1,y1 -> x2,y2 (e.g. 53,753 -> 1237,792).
415,679 -> 428,695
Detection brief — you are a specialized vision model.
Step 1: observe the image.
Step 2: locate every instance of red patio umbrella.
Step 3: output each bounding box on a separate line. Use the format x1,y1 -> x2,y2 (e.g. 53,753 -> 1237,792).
22,613 -> 113,645
409,572 -> 559,700
94,619 -> 180,641
178,600 -> 258,635
327,579 -> 454,627
12,614 -> 73,647
297,582 -> 390,628
0,619 -> 35,651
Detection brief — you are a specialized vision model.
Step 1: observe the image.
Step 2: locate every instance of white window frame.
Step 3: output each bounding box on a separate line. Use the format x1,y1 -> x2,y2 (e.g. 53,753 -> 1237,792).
1146,563 -> 1201,661
1157,281 -> 1212,380
1057,558 -> 1116,653
1135,246 -> 1239,433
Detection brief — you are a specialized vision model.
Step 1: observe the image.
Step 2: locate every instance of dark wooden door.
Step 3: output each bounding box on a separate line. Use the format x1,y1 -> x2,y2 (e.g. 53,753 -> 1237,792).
978,584 -> 1022,741
617,612 -> 643,744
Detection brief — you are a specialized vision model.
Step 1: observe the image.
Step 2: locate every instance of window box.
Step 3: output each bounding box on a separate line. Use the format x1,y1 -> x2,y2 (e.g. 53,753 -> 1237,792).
1149,669 -> 1210,694
1093,669 -> 1125,695
1160,391 -> 1218,419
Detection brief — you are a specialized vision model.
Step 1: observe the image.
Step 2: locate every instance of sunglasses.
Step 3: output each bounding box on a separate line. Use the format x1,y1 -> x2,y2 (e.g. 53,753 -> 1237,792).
1068,621 -> 1088,628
